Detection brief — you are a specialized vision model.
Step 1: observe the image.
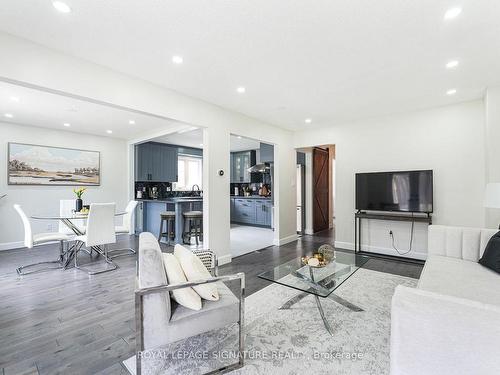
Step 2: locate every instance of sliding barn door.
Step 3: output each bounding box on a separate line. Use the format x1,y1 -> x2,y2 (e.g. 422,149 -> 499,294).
313,147 -> 330,232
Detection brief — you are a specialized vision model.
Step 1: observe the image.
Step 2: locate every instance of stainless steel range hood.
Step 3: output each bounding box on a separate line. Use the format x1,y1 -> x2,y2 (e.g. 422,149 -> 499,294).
247,163 -> 271,173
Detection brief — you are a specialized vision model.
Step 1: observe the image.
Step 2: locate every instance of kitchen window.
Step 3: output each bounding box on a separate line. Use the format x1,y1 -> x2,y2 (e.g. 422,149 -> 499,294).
174,154 -> 202,191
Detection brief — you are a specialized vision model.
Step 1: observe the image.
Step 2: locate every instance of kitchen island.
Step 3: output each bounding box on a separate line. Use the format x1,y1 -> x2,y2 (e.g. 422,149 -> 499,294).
136,197 -> 203,244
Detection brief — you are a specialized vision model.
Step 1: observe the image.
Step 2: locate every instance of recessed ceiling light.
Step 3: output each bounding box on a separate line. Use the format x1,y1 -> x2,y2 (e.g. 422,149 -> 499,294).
10,96 -> 20,102
237,136 -> 242,139
236,87 -> 246,94
106,130 -> 113,134
305,118 -> 312,124
52,1 -> 71,13
172,55 -> 183,64
129,120 -> 135,125
63,123 -> 71,127
4,113 -> 13,118
444,7 -> 462,20
446,89 -> 457,95
446,60 -> 459,69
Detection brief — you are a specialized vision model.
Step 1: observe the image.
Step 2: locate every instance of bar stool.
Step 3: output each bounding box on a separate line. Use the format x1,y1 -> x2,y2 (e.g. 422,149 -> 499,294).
158,211 -> 175,245
183,211 -> 203,245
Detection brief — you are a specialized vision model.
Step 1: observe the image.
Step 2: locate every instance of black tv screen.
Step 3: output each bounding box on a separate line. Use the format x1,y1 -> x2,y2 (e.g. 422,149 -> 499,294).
356,170 -> 433,213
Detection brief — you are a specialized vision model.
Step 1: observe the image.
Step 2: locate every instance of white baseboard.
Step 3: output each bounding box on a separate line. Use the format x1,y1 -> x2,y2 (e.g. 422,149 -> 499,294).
334,240 -> 427,261
218,253 -> 232,266
273,234 -> 298,246
304,229 -> 314,235
0,241 -> 24,251
0,240 -> 65,251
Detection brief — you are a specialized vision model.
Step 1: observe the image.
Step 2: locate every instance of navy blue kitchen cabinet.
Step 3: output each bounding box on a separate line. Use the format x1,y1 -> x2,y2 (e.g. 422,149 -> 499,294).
233,198 -> 256,224
135,143 -> 153,181
259,142 -> 274,163
135,142 -> 178,182
231,151 -> 256,183
231,197 -> 272,227
255,200 -> 272,226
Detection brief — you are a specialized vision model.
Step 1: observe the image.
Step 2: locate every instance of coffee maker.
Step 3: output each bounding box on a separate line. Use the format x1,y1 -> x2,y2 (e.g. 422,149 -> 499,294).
148,186 -> 159,199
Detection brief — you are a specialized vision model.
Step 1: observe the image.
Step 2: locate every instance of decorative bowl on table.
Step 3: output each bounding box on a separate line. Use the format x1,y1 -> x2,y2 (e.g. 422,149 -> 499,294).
301,244 -> 336,268
75,207 -> 90,216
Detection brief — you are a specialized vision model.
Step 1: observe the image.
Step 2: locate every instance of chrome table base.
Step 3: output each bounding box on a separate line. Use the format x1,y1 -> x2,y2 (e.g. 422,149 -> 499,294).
278,268 -> 364,336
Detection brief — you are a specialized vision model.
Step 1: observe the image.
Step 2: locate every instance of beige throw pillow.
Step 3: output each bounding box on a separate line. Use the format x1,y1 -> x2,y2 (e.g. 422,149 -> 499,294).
174,244 -> 220,301
162,253 -> 202,311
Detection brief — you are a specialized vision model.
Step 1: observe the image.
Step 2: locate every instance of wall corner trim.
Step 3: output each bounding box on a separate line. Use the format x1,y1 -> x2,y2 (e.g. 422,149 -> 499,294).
274,234 -> 298,246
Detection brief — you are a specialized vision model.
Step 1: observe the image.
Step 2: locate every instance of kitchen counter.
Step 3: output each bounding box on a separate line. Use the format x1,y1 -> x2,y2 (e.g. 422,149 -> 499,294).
230,195 -> 272,200
136,197 -> 202,203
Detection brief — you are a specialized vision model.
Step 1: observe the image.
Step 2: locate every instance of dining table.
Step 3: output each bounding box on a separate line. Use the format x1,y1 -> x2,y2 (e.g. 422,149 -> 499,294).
31,210 -> 126,269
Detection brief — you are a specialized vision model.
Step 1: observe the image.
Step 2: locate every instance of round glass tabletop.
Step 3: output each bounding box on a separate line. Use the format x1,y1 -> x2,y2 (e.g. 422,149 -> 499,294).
31,212 -> 126,220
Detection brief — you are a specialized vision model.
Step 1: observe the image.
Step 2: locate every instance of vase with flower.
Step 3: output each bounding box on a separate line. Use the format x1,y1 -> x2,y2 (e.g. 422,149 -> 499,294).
73,187 -> 87,212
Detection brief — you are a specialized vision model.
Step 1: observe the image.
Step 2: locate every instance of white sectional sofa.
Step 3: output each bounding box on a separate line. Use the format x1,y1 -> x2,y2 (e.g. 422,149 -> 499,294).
390,225 -> 500,375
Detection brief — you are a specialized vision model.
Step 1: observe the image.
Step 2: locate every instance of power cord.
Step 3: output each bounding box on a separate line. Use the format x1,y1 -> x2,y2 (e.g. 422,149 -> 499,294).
389,213 -> 415,255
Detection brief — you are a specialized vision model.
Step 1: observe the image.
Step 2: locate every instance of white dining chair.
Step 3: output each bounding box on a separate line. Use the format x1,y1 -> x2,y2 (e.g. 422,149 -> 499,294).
108,200 -> 138,259
74,203 -> 117,275
14,204 -> 70,275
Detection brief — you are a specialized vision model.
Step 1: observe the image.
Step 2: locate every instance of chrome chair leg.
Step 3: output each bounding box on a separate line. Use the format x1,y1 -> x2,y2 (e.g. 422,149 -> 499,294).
74,242 -> 118,275
16,240 -> 65,276
107,234 -> 137,259
107,247 -> 136,259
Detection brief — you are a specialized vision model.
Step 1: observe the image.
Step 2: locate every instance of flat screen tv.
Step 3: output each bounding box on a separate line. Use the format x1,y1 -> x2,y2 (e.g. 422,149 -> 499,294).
356,170 -> 433,213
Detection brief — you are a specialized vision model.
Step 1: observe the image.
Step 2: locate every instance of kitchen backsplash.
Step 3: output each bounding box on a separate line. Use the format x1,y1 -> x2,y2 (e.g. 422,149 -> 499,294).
135,181 -> 202,199
230,182 -> 271,196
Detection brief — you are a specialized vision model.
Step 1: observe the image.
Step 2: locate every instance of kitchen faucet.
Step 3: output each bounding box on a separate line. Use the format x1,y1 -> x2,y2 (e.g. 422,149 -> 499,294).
192,184 -> 201,191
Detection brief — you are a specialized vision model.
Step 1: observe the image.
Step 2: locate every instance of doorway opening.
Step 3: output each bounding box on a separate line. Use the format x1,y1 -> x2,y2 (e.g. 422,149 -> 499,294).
229,134 -> 274,257
132,126 -> 206,250
296,145 -> 335,238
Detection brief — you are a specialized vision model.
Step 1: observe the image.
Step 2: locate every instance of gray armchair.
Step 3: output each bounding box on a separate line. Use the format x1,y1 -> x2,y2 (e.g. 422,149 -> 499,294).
134,232 -> 245,375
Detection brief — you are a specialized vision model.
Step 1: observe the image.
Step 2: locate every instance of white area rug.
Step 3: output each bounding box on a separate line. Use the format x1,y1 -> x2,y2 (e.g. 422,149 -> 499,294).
230,224 -> 274,257
124,268 -> 417,374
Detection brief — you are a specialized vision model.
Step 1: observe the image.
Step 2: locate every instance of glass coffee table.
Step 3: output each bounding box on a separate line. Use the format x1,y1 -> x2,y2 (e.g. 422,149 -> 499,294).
258,250 -> 370,335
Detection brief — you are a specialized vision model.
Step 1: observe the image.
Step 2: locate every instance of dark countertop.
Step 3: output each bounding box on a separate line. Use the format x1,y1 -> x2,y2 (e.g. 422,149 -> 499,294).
230,195 -> 272,200
136,197 -> 203,203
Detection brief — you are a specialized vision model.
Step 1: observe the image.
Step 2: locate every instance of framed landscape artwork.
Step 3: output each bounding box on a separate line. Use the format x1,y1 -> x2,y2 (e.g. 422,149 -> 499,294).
8,143 -> 100,186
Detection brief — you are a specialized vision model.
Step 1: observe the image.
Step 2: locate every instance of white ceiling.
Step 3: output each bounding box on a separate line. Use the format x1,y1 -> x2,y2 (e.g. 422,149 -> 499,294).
1,1 -> 500,130
154,129 -> 263,152
0,81 -> 185,139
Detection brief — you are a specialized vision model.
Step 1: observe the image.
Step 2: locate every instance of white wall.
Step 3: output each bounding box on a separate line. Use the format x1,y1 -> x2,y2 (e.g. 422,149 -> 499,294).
0,122 -> 128,250
295,101 -> 487,259
0,32 -> 297,263
485,87 -> 500,228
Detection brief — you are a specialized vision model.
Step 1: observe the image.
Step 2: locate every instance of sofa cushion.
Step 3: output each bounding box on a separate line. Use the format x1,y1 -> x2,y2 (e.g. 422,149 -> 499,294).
418,255 -> 500,306
174,244 -> 219,301
428,225 -> 498,261
138,232 -> 171,350
479,231 -> 500,274
162,253 -> 202,311
164,282 -> 240,345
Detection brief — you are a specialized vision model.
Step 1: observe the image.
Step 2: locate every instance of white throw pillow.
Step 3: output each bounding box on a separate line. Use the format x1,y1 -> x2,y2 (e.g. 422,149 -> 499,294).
174,244 -> 220,301
162,253 -> 202,311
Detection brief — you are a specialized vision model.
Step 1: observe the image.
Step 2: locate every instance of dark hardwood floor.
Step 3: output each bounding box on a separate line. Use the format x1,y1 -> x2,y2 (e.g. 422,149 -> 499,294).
0,229 -> 422,374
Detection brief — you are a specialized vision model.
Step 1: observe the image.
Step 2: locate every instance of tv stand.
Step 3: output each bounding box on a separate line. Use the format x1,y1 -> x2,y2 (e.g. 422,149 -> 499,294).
354,211 -> 432,257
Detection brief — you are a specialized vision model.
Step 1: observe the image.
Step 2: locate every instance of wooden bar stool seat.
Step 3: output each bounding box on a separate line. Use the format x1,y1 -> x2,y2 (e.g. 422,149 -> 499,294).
158,211 -> 175,245
182,211 -> 203,245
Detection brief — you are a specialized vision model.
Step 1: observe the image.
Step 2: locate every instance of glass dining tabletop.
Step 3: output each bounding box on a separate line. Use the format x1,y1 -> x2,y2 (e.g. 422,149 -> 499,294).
258,250 -> 370,298
31,211 -> 126,220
